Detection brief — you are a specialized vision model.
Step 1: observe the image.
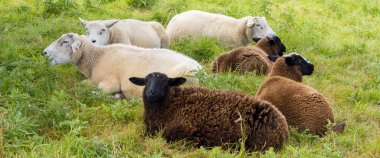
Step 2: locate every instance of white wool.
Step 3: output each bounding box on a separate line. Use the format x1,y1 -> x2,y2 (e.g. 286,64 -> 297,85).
43,33 -> 201,97
166,10 -> 275,48
80,18 -> 169,48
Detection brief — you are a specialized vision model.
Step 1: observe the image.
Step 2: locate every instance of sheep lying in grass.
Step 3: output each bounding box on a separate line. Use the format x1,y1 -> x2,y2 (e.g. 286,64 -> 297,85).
212,35 -> 286,75
80,18 -> 169,48
166,10 -> 276,48
129,72 -> 289,151
42,33 -> 201,98
256,53 -> 345,135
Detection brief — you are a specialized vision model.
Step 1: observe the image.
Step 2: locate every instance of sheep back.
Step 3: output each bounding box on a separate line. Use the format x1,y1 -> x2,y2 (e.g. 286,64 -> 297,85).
83,43 -> 201,97
109,19 -> 166,48
166,10 -> 249,48
212,46 -> 272,75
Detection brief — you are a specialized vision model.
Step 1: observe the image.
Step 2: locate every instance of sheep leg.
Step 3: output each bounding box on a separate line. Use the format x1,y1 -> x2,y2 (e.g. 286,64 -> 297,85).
163,124 -> 200,147
97,80 -> 121,97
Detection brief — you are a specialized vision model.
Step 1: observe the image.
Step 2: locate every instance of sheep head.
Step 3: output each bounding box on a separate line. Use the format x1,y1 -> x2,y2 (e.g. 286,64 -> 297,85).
245,17 -> 276,42
256,35 -> 286,57
284,53 -> 314,75
129,72 -> 187,103
42,33 -> 82,66
268,53 -> 314,82
80,18 -> 119,45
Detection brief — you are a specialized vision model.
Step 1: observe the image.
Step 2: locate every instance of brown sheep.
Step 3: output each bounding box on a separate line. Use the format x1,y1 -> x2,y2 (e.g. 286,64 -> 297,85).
212,35 -> 285,75
256,53 -> 345,136
129,72 -> 289,151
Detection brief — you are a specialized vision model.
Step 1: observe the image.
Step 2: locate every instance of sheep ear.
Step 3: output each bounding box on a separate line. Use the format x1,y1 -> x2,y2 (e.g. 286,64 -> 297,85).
69,34 -> 81,53
268,55 -> 278,62
79,18 -> 88,26
71,41 -> 81,53
105,20 -> 119,28
129,77 -> 146,86
285,56 -> 294,66
268,36 -> 275,45
246,18 -> 254,27
169,77 -> 187,86
66,33 -> 81,53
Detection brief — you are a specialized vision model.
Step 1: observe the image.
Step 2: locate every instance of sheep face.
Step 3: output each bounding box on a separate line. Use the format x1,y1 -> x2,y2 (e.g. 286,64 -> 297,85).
246,17 -> 275,42
42,33 -> 81,66
257,35 -> 286,57
285,53 -> 314,75
80,18 -> 118,45
129,72 -> 187,103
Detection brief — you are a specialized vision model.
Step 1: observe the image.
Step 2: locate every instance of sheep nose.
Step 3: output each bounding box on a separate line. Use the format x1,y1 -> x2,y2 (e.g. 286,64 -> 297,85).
91,39 -> 96,43
42,51 -> 47,56
252,38 -> 261,42
149,90 -> 158,95
310,64 -> 315,72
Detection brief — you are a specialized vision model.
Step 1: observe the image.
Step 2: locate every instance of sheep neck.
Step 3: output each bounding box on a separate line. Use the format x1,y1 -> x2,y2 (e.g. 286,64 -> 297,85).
240,17 -> 251,46
107,28 -> 114,45
142,87 -> 180,132
269,58 -> 303,82
256,41 -> 271,56
74,37 -> 104,78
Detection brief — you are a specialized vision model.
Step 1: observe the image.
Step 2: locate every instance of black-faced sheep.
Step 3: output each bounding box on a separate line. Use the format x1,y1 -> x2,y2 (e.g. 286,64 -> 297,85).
80,18 -> 169,48
42,33 -> 201,98
212,36 -> 286,75
129,72 -> 289,151
166,10 -> 276,48
256,53 -> 345,135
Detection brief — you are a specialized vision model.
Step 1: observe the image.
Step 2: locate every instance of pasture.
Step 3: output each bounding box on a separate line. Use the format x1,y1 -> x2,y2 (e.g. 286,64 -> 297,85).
0,0 -> 379,157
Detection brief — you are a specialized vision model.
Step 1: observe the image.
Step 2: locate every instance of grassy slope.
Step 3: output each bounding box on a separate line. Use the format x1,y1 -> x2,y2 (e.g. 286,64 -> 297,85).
0,0 -> 379,157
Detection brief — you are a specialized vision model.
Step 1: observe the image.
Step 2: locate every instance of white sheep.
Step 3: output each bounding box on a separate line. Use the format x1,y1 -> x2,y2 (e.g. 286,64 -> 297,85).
80,18 -> 169,48
166,10 -> 276,48
42,33 -> 201,98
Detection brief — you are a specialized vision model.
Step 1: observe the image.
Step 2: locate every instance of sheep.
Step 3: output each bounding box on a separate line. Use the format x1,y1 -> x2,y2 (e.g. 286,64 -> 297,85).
255,53 -> 345,135
42,33 -> 201,98
129,72 -> 289,151
212,35 -> 286,75
79,18 -> 169,48
166,10 -> 276,48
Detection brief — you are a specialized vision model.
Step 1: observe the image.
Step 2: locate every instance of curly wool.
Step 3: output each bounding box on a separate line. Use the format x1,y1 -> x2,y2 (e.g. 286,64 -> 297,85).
256,57 -> 337,135
143,87 -> 289,151
212,37 -> 283,75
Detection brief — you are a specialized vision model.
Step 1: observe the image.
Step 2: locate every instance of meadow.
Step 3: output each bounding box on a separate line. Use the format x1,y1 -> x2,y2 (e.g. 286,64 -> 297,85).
0,0 -> 379,157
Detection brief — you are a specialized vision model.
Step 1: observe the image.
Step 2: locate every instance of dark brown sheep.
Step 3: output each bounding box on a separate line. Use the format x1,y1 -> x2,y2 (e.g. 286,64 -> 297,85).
129,72 -> 289,151
212,35 -> 285,75
256,53 -> 345,136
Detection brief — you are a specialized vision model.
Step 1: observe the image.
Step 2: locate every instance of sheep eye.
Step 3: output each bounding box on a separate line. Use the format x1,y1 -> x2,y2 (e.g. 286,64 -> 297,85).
102,29 -> 105,31
62,40 -> 69,44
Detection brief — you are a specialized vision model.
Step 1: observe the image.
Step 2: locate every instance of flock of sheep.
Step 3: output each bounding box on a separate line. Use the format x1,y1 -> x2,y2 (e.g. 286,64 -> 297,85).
42,10 -> 345,151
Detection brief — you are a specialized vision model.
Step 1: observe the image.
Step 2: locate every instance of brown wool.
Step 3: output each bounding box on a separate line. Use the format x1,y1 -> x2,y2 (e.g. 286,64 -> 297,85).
143,87 -> 289,151
212,37 -> 282,75
256,57 -> 343,135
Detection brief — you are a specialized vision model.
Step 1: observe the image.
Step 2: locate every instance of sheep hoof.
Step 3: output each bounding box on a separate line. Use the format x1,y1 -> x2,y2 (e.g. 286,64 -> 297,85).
113,92 -> 126,99
331,122 -> 346,133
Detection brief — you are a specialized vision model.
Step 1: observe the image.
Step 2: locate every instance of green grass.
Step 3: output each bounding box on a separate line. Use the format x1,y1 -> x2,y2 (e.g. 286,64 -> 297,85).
0,0 -> 379,157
